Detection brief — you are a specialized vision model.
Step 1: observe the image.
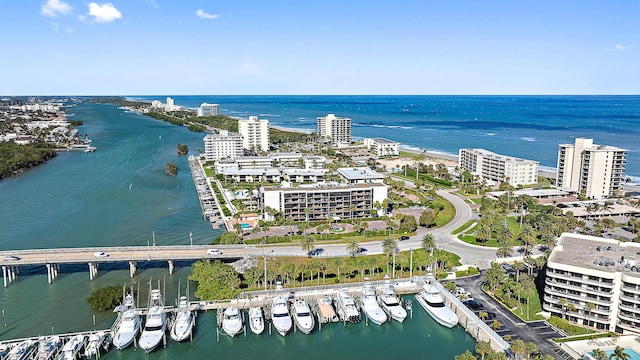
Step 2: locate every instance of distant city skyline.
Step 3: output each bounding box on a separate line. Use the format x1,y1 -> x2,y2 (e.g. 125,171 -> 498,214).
0,1 -> 638,95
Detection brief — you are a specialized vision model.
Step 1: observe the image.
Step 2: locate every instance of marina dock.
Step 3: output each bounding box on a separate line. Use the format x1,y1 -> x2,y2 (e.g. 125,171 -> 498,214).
0,277 -> 511,358
188,155 -> 227,231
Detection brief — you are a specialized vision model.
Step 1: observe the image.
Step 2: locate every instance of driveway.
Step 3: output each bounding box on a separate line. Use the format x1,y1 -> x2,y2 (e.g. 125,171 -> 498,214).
454,274 -> 565,359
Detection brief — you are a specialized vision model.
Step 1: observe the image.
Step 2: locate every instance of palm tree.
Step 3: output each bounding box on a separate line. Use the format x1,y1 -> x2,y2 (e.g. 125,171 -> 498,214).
519,224 -> 536,255
454,351 -> 478,360
334,257 -> 344,283
591,349 -> 608,360
510,339 -> 526,360
421,234 -> 436,252
610,346 -> 631,360
346,239 -> 361,258
300,235 -> 316,257
475,341 -> 492,360
513,262 -> 525,282
475,223 -> 492,245
584,302 -> 596,329
382,238 -> 398,274
497,241 -> 513,258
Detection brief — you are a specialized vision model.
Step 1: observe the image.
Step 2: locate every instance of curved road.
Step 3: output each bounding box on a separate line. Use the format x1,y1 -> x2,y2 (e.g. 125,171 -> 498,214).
248,189 -> 498,268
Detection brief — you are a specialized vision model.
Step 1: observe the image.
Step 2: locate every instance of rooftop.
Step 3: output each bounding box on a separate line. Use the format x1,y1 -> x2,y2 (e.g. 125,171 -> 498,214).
549,233 -> 640,277
368,137 -> 398,144
487,189 -> 570,198
337,167 -> 385,180
460,148 -> 538,164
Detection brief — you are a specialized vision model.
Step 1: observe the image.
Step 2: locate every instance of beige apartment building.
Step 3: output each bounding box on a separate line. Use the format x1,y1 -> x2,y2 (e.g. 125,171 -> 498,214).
556,138 -> 627,199
364,137 -> 399,156
238,116 -> 270,152
543,233 -> 640,334
317,114 -> 352,146
203,130 -> 243,161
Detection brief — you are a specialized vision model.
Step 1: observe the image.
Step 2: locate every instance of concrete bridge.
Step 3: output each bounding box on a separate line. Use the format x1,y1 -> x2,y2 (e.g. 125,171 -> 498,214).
0,245 -> 244,287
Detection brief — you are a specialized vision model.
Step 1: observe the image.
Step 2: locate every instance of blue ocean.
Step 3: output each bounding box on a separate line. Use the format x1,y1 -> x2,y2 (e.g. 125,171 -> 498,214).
133,95 -> 640,181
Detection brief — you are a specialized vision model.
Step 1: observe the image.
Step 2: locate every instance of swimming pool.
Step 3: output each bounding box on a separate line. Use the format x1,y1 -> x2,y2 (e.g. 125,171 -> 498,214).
241,223 -> 251,229
594,348 -> 640,360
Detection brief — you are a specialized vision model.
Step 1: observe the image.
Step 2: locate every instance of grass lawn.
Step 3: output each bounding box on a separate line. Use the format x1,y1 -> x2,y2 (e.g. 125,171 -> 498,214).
469,197 -> 483,204
435,196 -> 455,227
252,248 -> 461,288
452,220 -> 476,235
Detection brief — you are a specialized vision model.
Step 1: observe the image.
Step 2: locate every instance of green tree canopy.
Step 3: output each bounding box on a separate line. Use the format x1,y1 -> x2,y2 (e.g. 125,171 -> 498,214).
86,285 -> 124,311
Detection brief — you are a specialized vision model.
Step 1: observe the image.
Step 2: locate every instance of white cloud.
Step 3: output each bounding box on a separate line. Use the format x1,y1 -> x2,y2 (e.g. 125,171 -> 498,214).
41,0 -> 72,17
613,44 -> 633,51
86,2 -> 122,23
196,9 -> 219,20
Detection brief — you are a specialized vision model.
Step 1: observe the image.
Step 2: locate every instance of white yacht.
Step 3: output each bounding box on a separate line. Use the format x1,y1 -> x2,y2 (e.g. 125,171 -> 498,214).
378,280 -> 407,322
58,335 -> 84,360
271,296 -> 292,336
170,296 -> 195,342
335,290 -> 361,323
36,336 -> 60,360
221,306 -> 244,337
248,307 -> 264,335
6,339 -> 32,360
360,282 -> 387,325
291,299 -> 315,334
111,293 -> 141,350
83,331 -> 106,358
416,275 -> 459,328
138,288 -> 167,353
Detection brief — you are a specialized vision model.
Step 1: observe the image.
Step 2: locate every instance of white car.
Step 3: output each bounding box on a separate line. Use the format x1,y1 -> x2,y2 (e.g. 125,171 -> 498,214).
93,252 -> 109,258
207,249 -> 223,255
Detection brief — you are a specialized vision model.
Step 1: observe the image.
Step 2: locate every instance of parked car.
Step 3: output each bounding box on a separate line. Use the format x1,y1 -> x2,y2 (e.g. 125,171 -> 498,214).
207,249 -> 223,255
476,311 -> 497,320
463,300 -> 484,310
501,263 -> 515,273
3,255 -> 20,261
309,248 -> 324,257
93,252 -> 109,258
399,236 -> 410,241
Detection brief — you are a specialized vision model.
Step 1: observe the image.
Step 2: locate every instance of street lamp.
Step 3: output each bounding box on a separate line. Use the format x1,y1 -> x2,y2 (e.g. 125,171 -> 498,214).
264,249 -> 274,290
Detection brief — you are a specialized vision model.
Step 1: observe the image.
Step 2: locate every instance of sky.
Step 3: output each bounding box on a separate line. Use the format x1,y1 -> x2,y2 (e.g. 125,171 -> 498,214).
0,0 -> 639,95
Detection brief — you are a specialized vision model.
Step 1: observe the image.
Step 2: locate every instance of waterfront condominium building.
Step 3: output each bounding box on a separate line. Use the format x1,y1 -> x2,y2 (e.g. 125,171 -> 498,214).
556,138 -> 627,199
203,130 -> 243,162
363,138 -> 399,156
317,114 -> 352,146
261,167 -> 387,222
261,183 -> 387,222
458,148 -> 539,187
197,103 -> 220,117
238,116 -> 270,152
543,233 -> 640,334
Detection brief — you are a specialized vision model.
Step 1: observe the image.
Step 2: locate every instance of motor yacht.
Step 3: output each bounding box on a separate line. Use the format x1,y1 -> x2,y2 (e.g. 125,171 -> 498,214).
6,339 -> 32,360
138,288 -> 167,353
378,280 -> 407,322
360,282 -> 387,325
58,335 -> 84,360
335,290 -> 361,323
291,299 -> 315,334
415,274 -> 458,328
83,331 -> 106,358
271,296 -> 292,336
221,306 -> 244,337
248,307 -> 264,335
36,336 -> 60,360
170,296 -> 195,342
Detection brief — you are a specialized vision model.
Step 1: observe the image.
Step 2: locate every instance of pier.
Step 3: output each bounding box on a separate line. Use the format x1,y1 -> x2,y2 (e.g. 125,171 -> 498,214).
0,245 -> 243,287
0,277 -> 511,358
188,155 -> 227,231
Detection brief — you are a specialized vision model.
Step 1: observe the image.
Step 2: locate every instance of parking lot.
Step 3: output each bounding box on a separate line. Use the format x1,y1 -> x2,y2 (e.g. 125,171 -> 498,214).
453,274 -> 565,359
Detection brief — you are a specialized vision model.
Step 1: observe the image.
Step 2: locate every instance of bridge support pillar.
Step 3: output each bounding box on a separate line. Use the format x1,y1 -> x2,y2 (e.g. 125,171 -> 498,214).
47,264 -> 52,284
89,262 -> 98,281
168,260 -> 174,275
2,266 -> 6,287
9,266 -> 17,282
129,261 -> 137,278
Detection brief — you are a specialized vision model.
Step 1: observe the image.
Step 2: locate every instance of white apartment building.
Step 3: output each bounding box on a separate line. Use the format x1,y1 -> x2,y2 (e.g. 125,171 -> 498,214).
238,116 -> 270,152
556,138 -> 627,199
543,233 -> 640,334
197,103 -> 220,117
458,148 -> 539,186
317,114 -> 352,146
261,183 -> 387,222
203,130 -> 243,162
150,97 -> 181,112
364,138 -> 399,156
